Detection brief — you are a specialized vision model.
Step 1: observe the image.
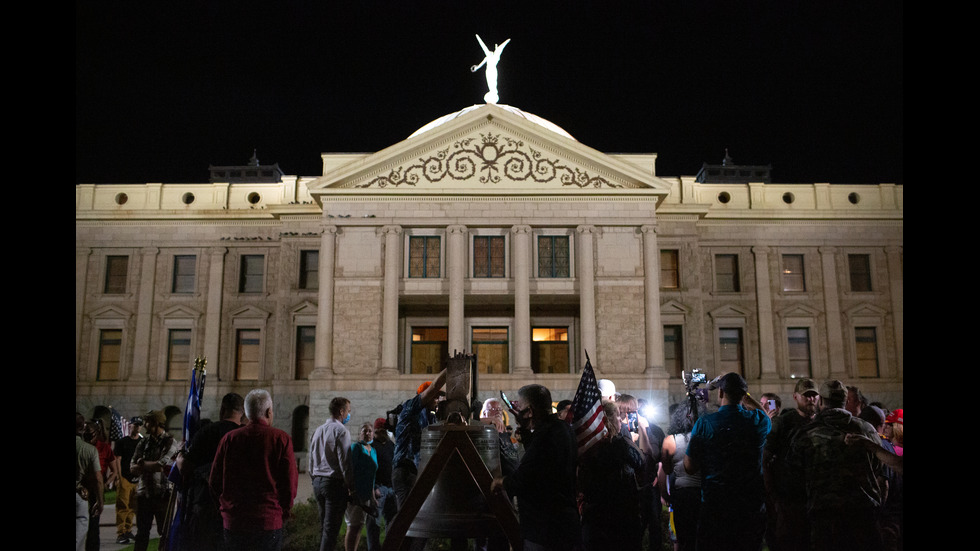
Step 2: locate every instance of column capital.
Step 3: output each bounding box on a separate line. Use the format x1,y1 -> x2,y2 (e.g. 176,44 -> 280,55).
140,246 -> 160,256
319,223 -> 338,234
510,224 -> 532,235
379,225 -> 403,236
576,224 -> 595,235
639,224 -> 658,235
76,247 -> 92,257
752,245 -> 771,256
208,246 -> 228,257
818,246 -> 837,255
447,224 -> 468,235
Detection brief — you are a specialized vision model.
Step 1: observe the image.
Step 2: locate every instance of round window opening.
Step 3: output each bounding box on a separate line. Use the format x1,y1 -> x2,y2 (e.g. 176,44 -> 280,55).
782,192 -> 795,204
182,192 -> 195,205
247,192 -> 261,205
115,193 -> 128,205
718,191 -> 731,204
848,192 -> 860,204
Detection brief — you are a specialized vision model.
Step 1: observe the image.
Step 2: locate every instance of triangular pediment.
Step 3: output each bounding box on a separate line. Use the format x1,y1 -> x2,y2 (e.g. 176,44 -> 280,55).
661,300 -> 691,316
308,104 -> 672,197
776,303 -> 821,319
708,304 -> 752,319
290,300 -> 318,316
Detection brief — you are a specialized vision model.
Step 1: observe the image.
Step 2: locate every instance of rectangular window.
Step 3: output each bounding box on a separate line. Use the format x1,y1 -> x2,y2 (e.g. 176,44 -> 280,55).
410,327 -> 448,374
295,326 -> 316,380
473,236 -> 505,278
855,327 -> 879,377
104,256 -> 128,294
531,327 -> 569,373
787,327 -> 812,378
664,325 -> 684,378
718,328 -> 744,375
781,254 -> 805,292
236,329 -> 261,380
97,329 -> 122,380
172,255 -> 196,294
299,250 -> 319,290
239,255 -> 265,293
715,254 -> 740,292
409,236 -> 441,278
848,254 -> 872,292
537,236 -> 570,278
167,329 -> 192,380
661,250 -> 679,289
473,327 -> 509,373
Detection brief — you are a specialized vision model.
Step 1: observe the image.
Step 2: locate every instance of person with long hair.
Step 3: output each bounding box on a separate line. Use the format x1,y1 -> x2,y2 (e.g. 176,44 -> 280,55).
883,409 -> 903,456
660,400 -> 704,551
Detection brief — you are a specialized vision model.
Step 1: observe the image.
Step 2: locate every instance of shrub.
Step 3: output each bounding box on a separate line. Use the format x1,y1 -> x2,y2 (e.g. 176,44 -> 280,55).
283,497 -> 322,551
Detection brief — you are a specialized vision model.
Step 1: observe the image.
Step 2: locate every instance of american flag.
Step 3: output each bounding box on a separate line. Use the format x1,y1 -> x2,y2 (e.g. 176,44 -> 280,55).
570,352 -> 605,455
108,406 -> 125,441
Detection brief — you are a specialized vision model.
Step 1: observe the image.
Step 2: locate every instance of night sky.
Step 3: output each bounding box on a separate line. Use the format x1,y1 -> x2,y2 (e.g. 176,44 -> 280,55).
76,1 -> 903,186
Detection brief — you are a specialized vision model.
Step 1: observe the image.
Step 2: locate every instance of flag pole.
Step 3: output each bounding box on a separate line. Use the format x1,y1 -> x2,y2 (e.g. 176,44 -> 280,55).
160,355 -> 207,551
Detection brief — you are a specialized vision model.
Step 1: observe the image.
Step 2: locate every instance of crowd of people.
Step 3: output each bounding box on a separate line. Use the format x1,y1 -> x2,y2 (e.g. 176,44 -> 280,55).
75,372 -> 903,551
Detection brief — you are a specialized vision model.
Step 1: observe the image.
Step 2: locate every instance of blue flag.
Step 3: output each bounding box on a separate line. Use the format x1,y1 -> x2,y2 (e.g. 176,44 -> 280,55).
182,366 -> 203,449
164,356 -> 207,551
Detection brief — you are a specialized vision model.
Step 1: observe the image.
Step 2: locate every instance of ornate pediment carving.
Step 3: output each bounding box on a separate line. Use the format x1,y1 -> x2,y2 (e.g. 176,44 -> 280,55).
357,131 -> 623,189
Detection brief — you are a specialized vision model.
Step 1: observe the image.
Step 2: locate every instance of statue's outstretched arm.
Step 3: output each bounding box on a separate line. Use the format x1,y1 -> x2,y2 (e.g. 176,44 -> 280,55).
475,34 -> 491,55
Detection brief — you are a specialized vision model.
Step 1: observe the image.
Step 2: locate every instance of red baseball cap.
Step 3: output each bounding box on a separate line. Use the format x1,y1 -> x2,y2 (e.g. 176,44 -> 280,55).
885,408 -> 903,424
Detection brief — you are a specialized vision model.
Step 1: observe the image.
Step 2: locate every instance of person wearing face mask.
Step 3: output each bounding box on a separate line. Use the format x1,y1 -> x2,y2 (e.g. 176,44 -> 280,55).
310,397 -> 354,551
344,423 -> 379,551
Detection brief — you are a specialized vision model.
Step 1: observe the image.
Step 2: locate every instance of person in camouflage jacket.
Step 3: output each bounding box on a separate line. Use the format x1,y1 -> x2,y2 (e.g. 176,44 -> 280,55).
789,380 -> 885,551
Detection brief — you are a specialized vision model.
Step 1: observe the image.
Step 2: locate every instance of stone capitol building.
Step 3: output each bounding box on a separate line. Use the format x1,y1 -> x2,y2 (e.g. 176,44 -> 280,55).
75,99 -> 903,458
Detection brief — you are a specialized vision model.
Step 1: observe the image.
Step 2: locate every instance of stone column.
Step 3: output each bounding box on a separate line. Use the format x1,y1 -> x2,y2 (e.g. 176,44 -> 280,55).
885,246 -> 903,379
76,247 -> 91,376
203,247 -> 226,378
512,225 -> 532,374
819,247 -> 845,377
131,247 -> 159,381
313,225 -> 338,376
577,225 -> 596,366
640,225 -> 666,377
380,225 -> 402,376
448,225 -> 468,354
753,246 -> 777,378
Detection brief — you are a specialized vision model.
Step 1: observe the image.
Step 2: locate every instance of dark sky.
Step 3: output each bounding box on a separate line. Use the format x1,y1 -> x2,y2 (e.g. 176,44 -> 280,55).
76,1 -> 902,186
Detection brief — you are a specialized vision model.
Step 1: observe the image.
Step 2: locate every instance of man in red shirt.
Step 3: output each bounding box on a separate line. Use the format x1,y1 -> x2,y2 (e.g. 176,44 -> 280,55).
209,389 -> 298,551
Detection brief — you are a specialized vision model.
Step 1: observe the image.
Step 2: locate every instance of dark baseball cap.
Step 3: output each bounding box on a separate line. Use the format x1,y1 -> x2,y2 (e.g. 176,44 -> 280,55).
708,372 -> 748,395
794,378 -> 819,396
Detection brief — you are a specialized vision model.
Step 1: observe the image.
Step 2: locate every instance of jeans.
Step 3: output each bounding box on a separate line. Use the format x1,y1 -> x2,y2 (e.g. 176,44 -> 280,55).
224,528 -> 283,551
85,512 -> 101,551
696,501 -> 766,551
134,494 -> 169,551
76,493 -> 89,551
313,476 -> 348,551
392,466 -> 427,551
366,485 -> 397,551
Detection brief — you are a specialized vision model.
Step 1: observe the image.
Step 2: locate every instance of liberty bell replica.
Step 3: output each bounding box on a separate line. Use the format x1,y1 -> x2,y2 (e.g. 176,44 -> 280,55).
382,352 -> 521,551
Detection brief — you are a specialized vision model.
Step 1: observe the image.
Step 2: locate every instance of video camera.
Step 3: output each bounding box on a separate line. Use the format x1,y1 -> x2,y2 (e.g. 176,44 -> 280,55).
682,369 -> 709,424
383,403 -> 403,434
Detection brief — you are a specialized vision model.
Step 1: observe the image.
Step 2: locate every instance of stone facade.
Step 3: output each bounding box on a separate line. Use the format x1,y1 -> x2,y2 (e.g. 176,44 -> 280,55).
76,104 -> 902,449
